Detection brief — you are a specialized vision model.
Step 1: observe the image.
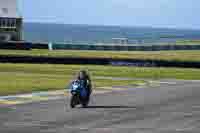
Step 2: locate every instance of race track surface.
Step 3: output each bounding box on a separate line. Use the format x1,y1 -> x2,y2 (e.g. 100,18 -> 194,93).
0,80 -> 200,133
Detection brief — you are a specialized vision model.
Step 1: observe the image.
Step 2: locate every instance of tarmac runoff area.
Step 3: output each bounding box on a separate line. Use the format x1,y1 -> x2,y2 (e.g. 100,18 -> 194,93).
0,79 -> 200,133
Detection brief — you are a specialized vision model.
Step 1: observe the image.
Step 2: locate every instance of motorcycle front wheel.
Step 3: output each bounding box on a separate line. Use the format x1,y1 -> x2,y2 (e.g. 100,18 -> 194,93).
70,95 -> 77,108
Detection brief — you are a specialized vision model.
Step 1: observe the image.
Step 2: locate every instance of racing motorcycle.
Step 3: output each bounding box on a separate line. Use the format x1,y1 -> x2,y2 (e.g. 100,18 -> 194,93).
69,80 -> 90,108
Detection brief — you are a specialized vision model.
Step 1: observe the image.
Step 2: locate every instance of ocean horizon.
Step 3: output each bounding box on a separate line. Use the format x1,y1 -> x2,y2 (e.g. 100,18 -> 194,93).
23,22 -> 200,44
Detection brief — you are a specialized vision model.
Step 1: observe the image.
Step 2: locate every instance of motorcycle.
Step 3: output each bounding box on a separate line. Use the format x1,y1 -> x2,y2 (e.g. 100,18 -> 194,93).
69,80 -> 90,108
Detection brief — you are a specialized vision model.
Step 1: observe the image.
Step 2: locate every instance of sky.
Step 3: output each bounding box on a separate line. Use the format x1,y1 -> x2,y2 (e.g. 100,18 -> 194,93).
18,0 -> 200,29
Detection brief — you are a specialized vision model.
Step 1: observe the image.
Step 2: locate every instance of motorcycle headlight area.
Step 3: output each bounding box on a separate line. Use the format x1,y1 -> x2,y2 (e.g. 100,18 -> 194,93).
72,85 -> 79,90
71,91 -> 76,94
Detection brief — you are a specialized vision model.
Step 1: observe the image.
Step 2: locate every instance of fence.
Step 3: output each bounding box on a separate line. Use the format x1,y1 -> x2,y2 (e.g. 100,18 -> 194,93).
1,41 -> 200,51
52,43 -> 200,51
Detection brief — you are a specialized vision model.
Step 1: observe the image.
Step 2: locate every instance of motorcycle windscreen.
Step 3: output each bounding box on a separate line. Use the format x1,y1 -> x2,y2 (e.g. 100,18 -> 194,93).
80,88 -> 87,98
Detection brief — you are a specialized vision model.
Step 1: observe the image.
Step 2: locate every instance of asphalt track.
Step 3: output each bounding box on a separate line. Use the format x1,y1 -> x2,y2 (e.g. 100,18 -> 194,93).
0,80 -> 200,133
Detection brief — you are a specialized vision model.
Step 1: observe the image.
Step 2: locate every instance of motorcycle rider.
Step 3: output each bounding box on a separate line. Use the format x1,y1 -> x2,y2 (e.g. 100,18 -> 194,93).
75,70 -> 92,99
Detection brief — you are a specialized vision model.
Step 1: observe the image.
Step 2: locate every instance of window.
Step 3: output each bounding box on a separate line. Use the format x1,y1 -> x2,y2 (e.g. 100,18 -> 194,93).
12,19 -> 16,28
2,8 -> 8,14
2,19 -> 5,27
4,18 -> 8,28
0,19 -> 2,28
7,19 -> 11,28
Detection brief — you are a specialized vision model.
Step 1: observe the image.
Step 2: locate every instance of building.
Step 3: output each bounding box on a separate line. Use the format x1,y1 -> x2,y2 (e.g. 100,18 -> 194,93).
112,38 -> 128,44
0,0 -> 22,41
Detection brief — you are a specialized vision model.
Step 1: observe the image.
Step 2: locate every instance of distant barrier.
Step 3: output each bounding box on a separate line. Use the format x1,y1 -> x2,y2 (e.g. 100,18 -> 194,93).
0,41 -> 48,50
1,41 -> 200,51
0,41 -> 32,50
52,43 -> 200,51
32,43 -> 48,49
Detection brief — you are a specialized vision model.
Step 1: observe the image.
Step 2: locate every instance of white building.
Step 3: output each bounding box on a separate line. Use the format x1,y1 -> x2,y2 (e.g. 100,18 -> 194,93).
0,0 -> 23,41
112,38 -> 129,44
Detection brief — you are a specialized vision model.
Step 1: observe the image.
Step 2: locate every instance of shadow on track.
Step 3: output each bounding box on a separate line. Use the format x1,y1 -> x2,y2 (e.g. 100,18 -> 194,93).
84,105 -> 136,109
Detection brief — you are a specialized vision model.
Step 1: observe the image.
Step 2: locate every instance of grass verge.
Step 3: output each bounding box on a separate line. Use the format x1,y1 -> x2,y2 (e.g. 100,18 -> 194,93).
176,40 -> 200,45
1,63 -> 200,96
1,49 -> 200,62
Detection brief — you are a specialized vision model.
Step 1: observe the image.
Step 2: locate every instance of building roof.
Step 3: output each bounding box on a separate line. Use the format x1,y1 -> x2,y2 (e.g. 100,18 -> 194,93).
112,38 -> 128,40
0,0 -> 21,18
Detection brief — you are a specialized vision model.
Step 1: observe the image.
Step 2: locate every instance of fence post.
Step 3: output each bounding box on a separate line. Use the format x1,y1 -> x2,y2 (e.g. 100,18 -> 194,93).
48,42 -> 53,51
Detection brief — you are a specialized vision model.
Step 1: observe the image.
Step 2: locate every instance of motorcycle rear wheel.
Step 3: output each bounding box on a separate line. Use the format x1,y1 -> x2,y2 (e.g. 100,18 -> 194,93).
81,102 -> 88,108
81,97 -> 89,108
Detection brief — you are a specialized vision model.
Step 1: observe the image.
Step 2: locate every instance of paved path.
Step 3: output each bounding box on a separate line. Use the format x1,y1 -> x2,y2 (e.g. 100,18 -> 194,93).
0,80 -> 200,133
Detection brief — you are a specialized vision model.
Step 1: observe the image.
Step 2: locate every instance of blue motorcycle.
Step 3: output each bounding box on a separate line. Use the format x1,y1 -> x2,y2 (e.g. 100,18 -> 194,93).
69,80 -> 89,108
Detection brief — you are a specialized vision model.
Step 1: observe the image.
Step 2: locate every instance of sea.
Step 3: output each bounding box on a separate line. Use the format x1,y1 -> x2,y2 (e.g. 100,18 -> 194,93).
23,23 -> 200,44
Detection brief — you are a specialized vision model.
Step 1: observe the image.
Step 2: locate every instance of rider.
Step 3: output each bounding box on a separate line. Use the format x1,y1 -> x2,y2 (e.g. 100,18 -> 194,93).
76,70 -> 92,98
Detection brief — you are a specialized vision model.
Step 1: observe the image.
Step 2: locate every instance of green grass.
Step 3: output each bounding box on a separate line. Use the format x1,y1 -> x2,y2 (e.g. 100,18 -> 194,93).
176,40 -> 200,45
1,63 -> 200,96
0,63 -> 145,96
1,49 -> 200,62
